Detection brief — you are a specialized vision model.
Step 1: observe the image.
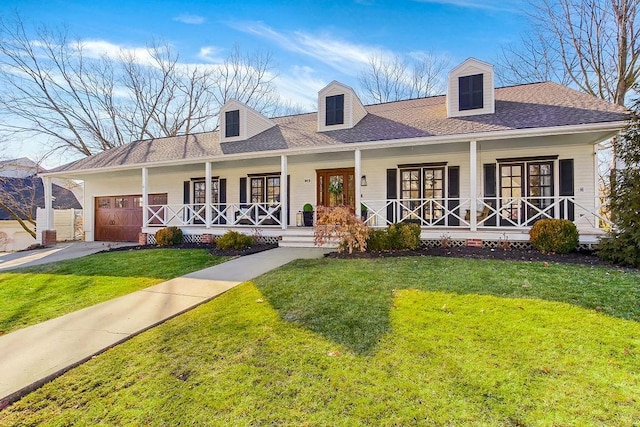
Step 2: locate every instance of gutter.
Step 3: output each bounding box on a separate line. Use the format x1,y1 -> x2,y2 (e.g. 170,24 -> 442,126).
40,120 -> 627,178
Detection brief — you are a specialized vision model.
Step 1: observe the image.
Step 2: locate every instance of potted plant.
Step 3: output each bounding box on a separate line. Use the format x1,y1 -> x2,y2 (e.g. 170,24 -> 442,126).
360,203 -> 368,221
302,203 -> 314,226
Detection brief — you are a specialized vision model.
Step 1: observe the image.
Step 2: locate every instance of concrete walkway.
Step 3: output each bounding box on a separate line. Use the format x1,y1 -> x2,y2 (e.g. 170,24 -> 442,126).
0,247 -> 328,406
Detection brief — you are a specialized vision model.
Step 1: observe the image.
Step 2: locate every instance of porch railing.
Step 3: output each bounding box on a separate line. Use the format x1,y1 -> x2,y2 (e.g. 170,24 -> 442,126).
143,197 -> 609,231
144,202 -> 282,228
362,196 -> 611,230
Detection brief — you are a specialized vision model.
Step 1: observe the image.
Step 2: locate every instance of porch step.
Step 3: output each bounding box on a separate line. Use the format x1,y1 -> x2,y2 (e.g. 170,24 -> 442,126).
279,229 -> 338,249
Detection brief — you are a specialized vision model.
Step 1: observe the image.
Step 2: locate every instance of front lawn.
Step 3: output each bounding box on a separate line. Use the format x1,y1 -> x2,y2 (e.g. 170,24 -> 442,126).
1,257 -> 638,425
0,249 -> 228,334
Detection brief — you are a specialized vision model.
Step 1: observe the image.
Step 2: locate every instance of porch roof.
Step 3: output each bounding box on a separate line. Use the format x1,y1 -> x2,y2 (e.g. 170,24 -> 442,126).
49,82 -> 627,174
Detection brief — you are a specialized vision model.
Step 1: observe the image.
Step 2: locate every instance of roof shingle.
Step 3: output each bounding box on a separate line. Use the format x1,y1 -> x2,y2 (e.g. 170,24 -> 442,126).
52,82 -> 628,173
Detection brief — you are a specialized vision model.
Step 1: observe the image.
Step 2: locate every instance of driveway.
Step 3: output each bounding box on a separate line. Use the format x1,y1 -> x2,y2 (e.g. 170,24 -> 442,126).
0,241 -> 138,271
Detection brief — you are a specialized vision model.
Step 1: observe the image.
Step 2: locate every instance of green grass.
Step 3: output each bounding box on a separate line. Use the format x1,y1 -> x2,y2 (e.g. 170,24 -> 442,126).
0,249 -> 228,334
257,257 -> 640,354
0,257 -> 639,425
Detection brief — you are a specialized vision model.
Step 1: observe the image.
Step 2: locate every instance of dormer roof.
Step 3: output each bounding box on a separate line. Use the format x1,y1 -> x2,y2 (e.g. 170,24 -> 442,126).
317,81 -> 367,132
447,58 -> 495,118
219,99 -> 276,143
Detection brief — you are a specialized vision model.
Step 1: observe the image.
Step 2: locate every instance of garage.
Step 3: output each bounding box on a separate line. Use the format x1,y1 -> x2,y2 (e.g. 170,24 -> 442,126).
94,195 -> 143,242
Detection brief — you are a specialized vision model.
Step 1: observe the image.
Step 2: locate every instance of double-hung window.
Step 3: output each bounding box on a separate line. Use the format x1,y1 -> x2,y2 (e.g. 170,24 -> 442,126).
250,176 -> 280,205
399,166 -> 445,223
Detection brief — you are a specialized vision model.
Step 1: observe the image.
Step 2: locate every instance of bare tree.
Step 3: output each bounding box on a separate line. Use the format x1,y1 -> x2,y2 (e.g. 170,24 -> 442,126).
496,0 -> 640,173
0,15 -> 282,158
358,53 -> 449,104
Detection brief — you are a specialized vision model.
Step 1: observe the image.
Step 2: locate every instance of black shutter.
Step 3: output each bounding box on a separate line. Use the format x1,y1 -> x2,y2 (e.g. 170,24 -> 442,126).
219,179 -> 227,224
183,181 -> 191,223
448,166 -> 460,226
386,169 -> 397,224
559,159 -> 575,220
239,177 -> 247,206
483,164 -> 497,226
459,74 -> 483,111
325,94 -> 344,126
225,110 -> 240,137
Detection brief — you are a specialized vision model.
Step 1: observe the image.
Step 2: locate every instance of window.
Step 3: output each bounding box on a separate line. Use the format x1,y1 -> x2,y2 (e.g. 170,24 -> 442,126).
225,110 -> 240,137
499,161 -> 554,224
193,179 -> 220,205
115,197 -> 128,208
250,176 -> 280,204
400,167 -> 445,221
459,74 -> 483,111
325,94 -> 344,126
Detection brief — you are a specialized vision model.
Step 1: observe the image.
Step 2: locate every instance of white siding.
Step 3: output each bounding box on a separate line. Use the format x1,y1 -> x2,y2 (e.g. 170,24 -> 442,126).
447,58 -> 495,118
317,81 -> 367,132
219,100 -> 275,143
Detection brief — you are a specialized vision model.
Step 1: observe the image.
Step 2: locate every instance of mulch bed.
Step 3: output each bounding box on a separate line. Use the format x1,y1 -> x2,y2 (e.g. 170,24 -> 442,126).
325,245 -> 619,268
105,242 -> 631,269
101,243 -> 279,257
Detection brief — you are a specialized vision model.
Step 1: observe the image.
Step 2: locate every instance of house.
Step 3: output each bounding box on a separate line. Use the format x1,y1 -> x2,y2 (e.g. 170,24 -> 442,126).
39,58 -> 628,249
0,172 -> 82,251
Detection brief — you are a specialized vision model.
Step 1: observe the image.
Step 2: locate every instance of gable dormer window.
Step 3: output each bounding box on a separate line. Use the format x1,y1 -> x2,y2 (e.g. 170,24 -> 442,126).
459,74 -> 483,111
325,94 -> 344,126
225,110 -> 240,137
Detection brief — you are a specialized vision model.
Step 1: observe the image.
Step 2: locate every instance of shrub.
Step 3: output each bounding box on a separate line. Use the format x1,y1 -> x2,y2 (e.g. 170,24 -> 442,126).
529,219 -> 579,254
366,222 -> 421,251
366,229 -> 388,251
155,226 -> 184,246
303,203 -> 313,212
217,230 -> 254,250
314,206 -> 369,253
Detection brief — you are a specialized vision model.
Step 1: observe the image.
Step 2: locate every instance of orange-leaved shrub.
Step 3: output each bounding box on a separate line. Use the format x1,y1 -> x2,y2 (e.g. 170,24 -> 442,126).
155,226 -> 184,246
314,206 -> 369,254
529,218 -> 578,254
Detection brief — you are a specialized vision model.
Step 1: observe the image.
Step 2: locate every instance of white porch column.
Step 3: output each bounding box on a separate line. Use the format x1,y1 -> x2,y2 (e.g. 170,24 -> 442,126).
354,148 -> 362,217
469,140 -> 478,231
205,162 -> 212,228
281,155 -> 288,230
43,176 -> 53,230
142,167 -> 148,227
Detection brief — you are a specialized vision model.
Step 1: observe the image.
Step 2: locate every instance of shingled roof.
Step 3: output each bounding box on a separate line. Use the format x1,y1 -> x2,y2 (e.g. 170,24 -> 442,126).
51,82 -> 628,173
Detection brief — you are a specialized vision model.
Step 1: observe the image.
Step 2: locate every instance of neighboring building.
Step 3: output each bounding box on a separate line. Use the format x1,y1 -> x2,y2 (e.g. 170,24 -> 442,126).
0,160 -> 83,251
39,58 -> 628,248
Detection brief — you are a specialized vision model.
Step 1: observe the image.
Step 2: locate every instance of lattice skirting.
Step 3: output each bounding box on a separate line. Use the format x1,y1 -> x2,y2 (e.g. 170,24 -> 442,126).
145,232 -> 279,246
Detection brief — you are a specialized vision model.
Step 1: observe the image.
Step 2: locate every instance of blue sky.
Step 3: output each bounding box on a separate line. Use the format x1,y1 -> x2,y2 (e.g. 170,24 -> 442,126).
2,0 -> 528,164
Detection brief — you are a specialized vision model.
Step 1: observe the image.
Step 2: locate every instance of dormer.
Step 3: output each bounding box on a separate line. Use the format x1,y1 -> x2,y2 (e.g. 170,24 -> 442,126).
447,58 -> 495,118
317,81 -> 367,132
219,99 -> 276,142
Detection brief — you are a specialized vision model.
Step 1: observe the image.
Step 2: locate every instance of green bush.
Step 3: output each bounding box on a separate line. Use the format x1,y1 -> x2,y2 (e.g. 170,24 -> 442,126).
529,219 -> 579,254
366,229 -> 388,251
598,234 -> 640,268
217,230 -> 254,250
366,222 -> 421,251
154,227 -> 183,246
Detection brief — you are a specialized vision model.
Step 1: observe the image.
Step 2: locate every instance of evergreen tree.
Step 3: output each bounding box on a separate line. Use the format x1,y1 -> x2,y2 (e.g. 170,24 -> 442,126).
598,97 -> 640,267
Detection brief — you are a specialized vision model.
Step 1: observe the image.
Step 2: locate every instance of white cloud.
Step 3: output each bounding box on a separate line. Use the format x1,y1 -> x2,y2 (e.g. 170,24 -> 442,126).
229,21 -> 386,76
274,65 -> 326,109
79,40 -> 154,63
197,46 -> 224,63
173,14 -> 206,25
412,0 -> 522,12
